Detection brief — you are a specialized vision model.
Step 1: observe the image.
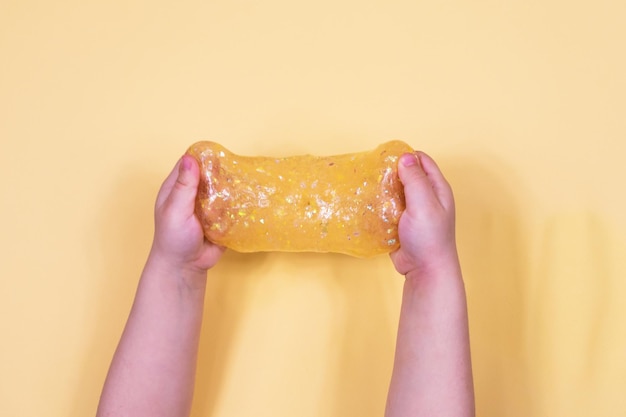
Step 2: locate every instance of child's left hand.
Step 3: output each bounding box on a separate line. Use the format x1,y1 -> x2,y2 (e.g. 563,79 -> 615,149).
150,154 -> 225,275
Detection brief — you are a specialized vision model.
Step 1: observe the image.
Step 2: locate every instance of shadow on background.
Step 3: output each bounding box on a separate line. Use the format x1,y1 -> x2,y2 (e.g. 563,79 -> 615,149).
529,211 -> 615,415
73,149 -> 533,417
191,250 -> 399,417
444,154 -> 533,417
192,249 -> 270,417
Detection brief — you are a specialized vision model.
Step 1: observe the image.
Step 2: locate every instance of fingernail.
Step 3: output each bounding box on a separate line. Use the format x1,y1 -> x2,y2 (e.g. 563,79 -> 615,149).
400,153 -> 418,167
181,155 -> 192,171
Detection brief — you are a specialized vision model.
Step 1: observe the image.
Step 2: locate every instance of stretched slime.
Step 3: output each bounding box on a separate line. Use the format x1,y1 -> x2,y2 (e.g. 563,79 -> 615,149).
186,140 -> 413,257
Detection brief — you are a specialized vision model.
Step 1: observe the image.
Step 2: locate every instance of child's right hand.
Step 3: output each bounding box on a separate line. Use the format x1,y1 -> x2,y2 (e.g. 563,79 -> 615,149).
390,152 -> 459,278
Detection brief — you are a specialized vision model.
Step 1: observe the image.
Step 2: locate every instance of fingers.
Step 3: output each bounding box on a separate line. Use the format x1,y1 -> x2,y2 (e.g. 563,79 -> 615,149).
165,154 -> 200,217
397,151 -> 454,213
155,158 -> 182,210
416,152 -> 454,212
397,152 -> 434,213
155,154 -> 201,217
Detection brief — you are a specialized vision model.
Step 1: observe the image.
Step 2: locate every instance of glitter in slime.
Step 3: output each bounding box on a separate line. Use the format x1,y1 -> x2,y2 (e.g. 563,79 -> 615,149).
186,140 -> 413,257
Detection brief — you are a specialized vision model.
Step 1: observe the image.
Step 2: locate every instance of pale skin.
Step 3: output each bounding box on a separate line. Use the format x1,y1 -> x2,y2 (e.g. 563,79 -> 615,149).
386,152 -> 475,417
96,151 -> 474,417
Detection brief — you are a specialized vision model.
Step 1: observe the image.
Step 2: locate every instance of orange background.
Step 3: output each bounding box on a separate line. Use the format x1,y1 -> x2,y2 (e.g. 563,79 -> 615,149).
1,1 -> 625,416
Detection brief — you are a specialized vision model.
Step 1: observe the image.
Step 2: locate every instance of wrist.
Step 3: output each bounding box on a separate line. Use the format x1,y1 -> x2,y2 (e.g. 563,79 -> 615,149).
144,249 -> 209,292
404,250 -> 463,286
403,258 -> 468,313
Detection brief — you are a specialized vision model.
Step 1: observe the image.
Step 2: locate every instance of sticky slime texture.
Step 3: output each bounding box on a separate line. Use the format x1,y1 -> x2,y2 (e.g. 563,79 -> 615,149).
186,140 -> 413,257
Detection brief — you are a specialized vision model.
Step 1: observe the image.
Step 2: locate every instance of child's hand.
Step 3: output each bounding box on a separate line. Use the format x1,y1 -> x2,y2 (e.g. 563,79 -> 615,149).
390,152 -> 458,277
150,154 -> 225,274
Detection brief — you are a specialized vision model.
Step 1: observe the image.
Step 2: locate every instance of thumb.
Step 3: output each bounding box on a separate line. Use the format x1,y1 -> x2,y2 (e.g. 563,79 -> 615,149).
166,154 -> 200,215
397,152 -> 435,213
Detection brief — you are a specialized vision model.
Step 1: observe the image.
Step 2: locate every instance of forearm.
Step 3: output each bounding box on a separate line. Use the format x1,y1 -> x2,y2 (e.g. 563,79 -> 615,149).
97,253 -> 208,417
386,261 -> 474,417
